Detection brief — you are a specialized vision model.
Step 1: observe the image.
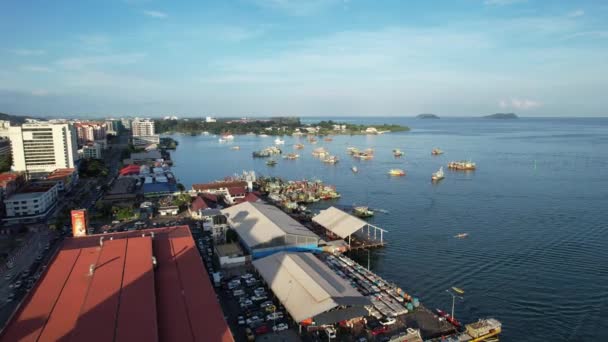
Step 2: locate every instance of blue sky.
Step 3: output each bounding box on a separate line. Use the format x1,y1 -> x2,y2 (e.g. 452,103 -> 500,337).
1,0 -> 607,117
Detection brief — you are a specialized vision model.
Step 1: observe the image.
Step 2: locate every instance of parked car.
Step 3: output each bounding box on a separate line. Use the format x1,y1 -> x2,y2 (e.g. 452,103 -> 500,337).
372,326 -> 388,336
245,328 -> 255,341
266,312 -> 284,321
238,316 -> 246,326
240,300 -> 254,309
260,301 -> 273,308
241,273 -> 254,279
254,287 -> 266,296
264,305 -> 277,313
255,325 -> 270,335
273,323 -> 289,332
325,326 -> 337,338
251,294 -> 267,302
246,316 -> 262,325
379,317 -> 396,326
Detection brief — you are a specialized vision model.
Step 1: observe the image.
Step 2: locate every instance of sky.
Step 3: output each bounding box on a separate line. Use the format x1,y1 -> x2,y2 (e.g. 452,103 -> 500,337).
1,0 -> 607,117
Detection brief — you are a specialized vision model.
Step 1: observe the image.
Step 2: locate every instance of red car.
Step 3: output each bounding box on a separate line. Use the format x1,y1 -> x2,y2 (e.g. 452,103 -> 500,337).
372,326 -> 388,336
255,325 -> 270,335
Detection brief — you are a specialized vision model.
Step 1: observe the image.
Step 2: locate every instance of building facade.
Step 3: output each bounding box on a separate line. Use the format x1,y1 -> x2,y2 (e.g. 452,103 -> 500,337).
75,122 -> 107,145
1,121 -> 79,175
3,182 -> 59,223
131,118 -> 159,147
82,142 -> 103,159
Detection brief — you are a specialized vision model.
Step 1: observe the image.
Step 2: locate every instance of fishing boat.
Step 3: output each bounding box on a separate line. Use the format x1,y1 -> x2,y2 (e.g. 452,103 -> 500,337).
353,206 -> 374,218
351,166 -> 358,173
221,134 -> 235,140
294,143 -> 304,150
259,134 -> 269,137
347,147 -> 359,155
432,148 -> 444,155
448,160 -> 476,170
446,314 -> 462,329
283,153 -> 299,160
274,138 -> 285,145
431,167 -> 445,181
312,147 -> 328,157
324,137 -> 333,142
230,146 -> 240,150
322,155 -> 339,164
452,287 -> 465,295
388,169 -> 405,176
455,233 -> 468,239
266,160 -> 277,166
393,149 -> 404,157
353,152 -> 373,160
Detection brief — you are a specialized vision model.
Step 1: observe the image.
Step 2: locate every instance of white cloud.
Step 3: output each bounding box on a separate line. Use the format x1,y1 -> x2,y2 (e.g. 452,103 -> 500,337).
21,65 -> 54,73
499,98 -> 542,109
567,9 -> 585,17
484,0 -> 526,5
9,49 -> 46,56
31,89 -> 50,96
143,10 -> 168,19
56,53 -> 147,70
252,0 -> 342,15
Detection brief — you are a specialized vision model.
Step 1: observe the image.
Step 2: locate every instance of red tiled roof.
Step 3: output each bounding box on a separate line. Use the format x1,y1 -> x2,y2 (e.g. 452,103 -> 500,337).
0,173 -> 21,182
190,196 -> 208,211
47,168 -> 76,180
0,226 -> 233,342
201,193 -> 219,203
227,187 -> 246,196
119,164 -> 140,176
192,181 -> 247,192
235,193 -> 260,204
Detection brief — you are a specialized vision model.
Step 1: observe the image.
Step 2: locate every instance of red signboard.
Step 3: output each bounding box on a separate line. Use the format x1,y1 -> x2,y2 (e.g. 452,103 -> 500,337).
71,209 -> 88,237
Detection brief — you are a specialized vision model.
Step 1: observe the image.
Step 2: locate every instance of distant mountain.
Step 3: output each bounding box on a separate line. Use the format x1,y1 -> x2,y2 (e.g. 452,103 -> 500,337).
416,113 -> 440,119
483,113 -> 518,119
0,112 -> 32,125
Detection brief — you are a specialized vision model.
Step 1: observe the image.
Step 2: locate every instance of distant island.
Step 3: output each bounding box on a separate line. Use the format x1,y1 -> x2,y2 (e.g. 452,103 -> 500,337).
155,117 -> 409,136
483,113 -> 518,119
416,113 -> 440,119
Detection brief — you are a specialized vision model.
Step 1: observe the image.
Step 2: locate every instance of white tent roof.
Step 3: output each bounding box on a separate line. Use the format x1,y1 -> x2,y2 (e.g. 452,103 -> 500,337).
312,206 -> 367,239
252,252 -> 370,322
221,202 -> 318,249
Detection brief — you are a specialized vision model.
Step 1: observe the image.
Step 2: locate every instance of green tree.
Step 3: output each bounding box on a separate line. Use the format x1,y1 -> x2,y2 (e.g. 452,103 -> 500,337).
176,183 -> 185,192
113,206 -> 135,221
172,193 -> 192,208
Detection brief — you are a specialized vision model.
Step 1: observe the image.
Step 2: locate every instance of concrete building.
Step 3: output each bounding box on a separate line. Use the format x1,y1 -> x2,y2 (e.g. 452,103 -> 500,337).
82,142 -> 103,159
0,121 -> 79,175
131,118 -> 160,147
215,243 -> 249,268
120,117 -> 132,130
75,122 -> 107,145
46,168 -> 79,192
3,181 -> 59,223
205,116 -> 217,123
105,119 -> 122,135
0,137 -> 11,171
0,226 -> 234,342
221,201 -> 320,258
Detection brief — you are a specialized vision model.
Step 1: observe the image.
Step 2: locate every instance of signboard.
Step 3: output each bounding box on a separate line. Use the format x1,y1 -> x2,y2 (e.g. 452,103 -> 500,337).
71,209 -> 88,237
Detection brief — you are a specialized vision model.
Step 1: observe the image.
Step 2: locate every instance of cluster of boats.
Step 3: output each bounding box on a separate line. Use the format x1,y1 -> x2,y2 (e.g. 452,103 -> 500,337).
347,147 -> 375,160
258,177 -> 341,213
252,146 -> 282,158
311,147 -> 339,164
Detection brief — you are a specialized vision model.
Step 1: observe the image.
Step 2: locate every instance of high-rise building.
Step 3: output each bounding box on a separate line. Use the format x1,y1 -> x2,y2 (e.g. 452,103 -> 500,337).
0,121 -> 80,175
75,122 -> 107,145
0,138 -> 11,172
120,117 -> 132,130
105,119 -> 122,136
131,118 -> 160,147
132,118 -> 156,136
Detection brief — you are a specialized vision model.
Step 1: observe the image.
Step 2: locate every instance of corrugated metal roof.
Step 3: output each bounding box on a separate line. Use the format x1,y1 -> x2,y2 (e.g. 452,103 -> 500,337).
312,206 -> 367,239
221,202 -> 319,249
0,226 -> 233,342
252,252 -> 370,323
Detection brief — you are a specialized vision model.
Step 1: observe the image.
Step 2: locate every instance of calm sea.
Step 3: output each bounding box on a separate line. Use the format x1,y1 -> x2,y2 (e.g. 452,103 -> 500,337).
168,117 -> 608,341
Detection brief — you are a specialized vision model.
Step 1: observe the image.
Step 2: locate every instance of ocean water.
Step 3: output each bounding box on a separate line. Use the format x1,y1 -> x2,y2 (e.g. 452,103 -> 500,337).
168,117 -> 608,341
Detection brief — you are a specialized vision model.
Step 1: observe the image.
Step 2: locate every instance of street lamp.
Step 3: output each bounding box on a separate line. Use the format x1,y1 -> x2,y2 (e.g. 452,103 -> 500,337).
445,287 -> 464,320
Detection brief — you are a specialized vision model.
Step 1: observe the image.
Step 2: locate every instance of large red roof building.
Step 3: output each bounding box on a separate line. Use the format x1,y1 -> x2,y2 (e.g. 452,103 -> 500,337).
0,226 -> 233,342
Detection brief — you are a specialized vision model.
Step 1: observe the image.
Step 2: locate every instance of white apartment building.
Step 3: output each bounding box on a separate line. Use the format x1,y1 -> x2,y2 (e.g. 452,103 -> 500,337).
0,121 -> 79,174
132,118 -> 156,136
3,182 -> 59,223
82,143 -> 103,159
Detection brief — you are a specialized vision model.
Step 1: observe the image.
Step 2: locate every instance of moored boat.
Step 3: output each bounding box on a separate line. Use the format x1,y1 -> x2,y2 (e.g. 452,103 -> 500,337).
274,138 -> 285,145
322,155 -> 339,164
283,153 -> 299,160
324,137 -> 333,142
294,143 -> 304,150
266,160 -> 277,166
432,148 -> 444,155
230,146 -> 240,150
353,206 -> 374,218
388,169 -> 405,176
431,167 -> 445,181
455,233 -> 468,239
351,166 -> 358,173
448,160 -> 476,170
222,134 -> 234,140
393,149 -> 404,157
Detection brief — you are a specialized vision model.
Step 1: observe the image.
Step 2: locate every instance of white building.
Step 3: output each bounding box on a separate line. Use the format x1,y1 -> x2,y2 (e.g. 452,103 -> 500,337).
0,121 -> 79,175
131,118 -> 160,147
205,116 -> 217,123
3,182 -> 59,223
82,143 -> 103,159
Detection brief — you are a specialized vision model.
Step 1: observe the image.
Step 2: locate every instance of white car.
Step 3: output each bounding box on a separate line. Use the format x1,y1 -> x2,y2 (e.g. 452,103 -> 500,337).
325,327 -> 337,338
246,316 -> 262,325
266,312 -> 284,321
273,323 -> 288,332
238,316 -> 246,325
251,294 -> 267,302
380,317 -> 396,326
260,301 -> 273,308
254,288 -> 266,296
241,273 -> 254,279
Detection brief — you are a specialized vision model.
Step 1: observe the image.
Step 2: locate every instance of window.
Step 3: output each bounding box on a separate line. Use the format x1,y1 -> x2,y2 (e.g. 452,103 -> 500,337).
21,201 -> 26,204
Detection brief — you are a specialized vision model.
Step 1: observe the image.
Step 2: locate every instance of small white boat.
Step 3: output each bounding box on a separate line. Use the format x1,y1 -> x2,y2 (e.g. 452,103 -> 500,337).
222,134 -> 234,140
274,138 -> 285,145
259,134 -> 269,137
455,233 -> 468,239
351,166 -> 358,173
218,138 -> 226,143
432,167 -> 445,182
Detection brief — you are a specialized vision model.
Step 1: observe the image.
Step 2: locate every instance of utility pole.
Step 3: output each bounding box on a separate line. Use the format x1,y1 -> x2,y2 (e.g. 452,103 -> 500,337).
445,288 -> 464,320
